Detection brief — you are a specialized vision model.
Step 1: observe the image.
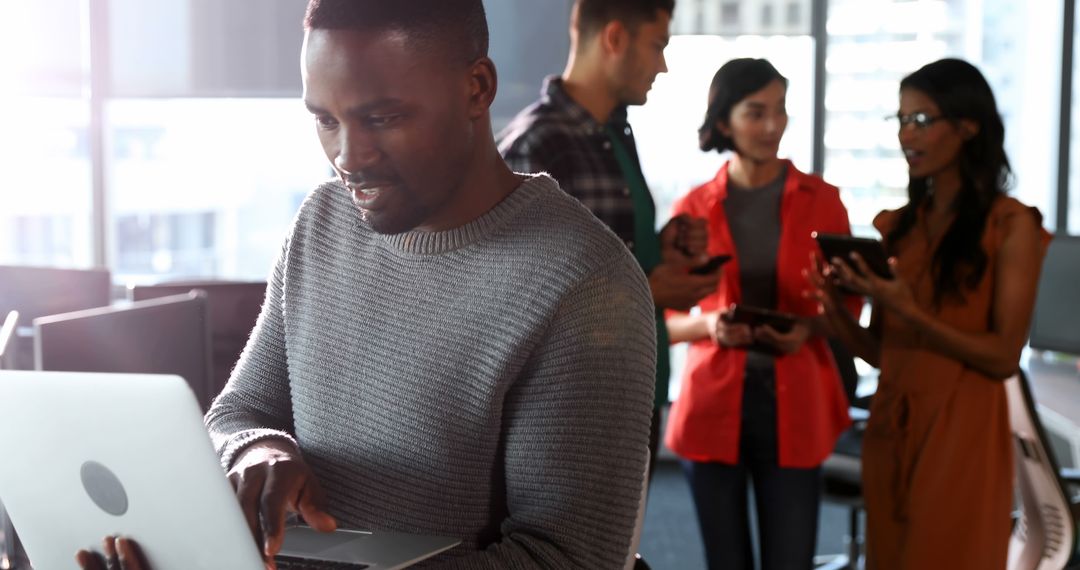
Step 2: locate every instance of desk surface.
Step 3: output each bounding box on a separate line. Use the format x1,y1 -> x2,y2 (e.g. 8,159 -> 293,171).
1023,350 -> 1080,426
855,349 -> 1080,427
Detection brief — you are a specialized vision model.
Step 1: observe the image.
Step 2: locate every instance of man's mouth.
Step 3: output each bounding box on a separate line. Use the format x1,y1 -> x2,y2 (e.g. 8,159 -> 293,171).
344,177 -> 396,209
348,183 -> 386,197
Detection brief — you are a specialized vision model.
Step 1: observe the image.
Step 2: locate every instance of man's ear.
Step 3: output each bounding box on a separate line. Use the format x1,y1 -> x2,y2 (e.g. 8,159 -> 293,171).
466,57 -> 498,119
600,20 -> 631,57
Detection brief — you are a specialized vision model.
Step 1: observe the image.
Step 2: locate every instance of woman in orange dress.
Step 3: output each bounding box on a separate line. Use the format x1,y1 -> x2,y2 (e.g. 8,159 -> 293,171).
811,58 -> 1051,569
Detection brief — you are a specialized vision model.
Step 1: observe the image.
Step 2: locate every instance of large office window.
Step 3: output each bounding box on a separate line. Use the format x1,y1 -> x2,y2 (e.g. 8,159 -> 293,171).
105,99 -> 328,283
824,0 -> 1062,234
5,0 -> 1077,285
102,0 -> 329,284
1071,8 -> 1080,234
674,0 -> 812,35
0,1 -> 94,268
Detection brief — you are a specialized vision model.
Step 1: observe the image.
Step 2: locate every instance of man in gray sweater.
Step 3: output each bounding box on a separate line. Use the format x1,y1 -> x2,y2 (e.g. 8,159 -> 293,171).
198,1 -> 657,569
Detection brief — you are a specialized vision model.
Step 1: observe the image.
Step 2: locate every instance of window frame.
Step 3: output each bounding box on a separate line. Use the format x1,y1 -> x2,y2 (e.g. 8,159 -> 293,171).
58,0 -> 1080,272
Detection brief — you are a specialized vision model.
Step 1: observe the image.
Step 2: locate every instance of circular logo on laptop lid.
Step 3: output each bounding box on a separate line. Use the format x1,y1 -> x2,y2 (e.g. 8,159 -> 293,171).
80,461 -> 129,516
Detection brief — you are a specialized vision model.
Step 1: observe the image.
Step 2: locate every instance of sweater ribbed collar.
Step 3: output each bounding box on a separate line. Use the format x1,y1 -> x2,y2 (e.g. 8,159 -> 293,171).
380,174 -> 554,255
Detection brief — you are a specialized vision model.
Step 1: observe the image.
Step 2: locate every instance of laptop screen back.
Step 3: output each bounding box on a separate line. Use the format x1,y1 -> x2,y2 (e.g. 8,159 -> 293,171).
0,371 -> 266,570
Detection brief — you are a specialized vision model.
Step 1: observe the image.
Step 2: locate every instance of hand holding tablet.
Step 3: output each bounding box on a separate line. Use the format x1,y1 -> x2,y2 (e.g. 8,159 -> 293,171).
812,232 -> 893,279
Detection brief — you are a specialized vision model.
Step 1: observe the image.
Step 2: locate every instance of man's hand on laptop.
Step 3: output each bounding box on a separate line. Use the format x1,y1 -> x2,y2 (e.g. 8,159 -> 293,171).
229,438 -> 338,567
76,536 -> 150,570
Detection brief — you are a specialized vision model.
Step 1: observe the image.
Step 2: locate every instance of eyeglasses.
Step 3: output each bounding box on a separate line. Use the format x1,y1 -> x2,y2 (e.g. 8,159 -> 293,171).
888,112 -> 946,130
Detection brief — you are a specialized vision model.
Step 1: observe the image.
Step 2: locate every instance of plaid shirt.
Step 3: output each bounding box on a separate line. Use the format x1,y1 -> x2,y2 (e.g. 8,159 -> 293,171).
497,76 -> 655,252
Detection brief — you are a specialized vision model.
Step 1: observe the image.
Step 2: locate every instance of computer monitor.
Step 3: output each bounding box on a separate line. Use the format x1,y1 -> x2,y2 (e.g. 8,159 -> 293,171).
34,291 -> 214,410
129,281 -> 265,400
0,265 -> 112,370
1030,236 -> 1080,356
0,265 -> 112,323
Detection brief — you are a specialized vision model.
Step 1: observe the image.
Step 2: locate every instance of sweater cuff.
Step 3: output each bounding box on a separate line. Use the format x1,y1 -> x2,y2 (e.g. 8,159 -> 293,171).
219,428 -> 298,471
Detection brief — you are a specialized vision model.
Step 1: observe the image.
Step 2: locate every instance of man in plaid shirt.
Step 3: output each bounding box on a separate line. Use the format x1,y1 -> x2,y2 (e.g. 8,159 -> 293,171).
498,0 -> 719,477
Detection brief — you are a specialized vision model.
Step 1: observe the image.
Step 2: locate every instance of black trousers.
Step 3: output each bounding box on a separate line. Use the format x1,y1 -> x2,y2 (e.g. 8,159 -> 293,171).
681,366 -> 822,570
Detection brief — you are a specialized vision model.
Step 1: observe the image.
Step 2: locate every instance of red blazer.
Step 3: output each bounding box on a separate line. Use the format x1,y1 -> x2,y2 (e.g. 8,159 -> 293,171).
665,161 -> 859,468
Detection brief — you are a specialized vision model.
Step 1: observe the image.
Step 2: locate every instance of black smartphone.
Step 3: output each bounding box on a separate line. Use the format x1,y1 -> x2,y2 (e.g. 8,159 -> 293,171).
813,232 -> 892,279
689,254 -> 732,276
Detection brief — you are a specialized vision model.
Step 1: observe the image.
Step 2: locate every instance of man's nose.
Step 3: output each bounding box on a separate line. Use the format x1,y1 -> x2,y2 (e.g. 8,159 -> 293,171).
334,129 -> 380,174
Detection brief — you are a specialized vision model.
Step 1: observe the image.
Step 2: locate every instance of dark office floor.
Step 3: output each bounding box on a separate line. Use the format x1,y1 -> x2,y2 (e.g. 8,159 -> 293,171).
639,461 -> 856,570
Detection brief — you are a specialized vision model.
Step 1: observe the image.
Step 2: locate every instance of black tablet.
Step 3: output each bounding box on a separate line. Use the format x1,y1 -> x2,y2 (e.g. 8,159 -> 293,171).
813,232 -> 892,279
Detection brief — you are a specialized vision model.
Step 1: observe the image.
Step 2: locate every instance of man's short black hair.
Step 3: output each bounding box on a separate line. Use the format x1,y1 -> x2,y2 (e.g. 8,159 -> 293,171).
575,0 -> 675,38
304,0 -> 489,64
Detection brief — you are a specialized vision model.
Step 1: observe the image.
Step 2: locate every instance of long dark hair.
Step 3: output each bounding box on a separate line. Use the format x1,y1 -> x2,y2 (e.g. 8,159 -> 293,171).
886,58 -> 1010,304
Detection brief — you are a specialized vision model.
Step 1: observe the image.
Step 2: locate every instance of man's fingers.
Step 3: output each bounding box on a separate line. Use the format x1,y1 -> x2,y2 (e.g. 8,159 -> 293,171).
116,538 -> 148,570
259,463 -> 305,558
658,216 -> 681,246
297,483 -> 338,533
680,219 -> 709,254
76,550 -> 106,570
233,466 -> 269,556
102,536 -> 121,570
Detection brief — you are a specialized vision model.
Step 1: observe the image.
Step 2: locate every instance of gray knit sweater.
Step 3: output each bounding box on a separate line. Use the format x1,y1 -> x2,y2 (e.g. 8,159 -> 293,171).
205,174 -> 656,569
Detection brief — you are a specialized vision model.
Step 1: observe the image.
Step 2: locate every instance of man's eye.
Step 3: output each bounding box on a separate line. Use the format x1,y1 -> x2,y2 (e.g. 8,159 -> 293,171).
366,115 -> 401,128
314,115 -> 338,129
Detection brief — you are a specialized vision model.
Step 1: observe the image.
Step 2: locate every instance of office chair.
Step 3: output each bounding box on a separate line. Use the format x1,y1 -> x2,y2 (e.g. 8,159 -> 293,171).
816,408 -> 868,570
130,280 -> 265,404
816,338 -> 869,570
1005,370 -> 1080,570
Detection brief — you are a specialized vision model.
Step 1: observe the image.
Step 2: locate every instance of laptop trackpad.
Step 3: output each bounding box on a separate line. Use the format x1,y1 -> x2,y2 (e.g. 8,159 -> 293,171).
281,527 -> 373,561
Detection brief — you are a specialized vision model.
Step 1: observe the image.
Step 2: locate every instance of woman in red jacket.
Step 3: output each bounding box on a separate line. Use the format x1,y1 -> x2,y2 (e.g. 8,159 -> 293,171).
665,58 -> 859,570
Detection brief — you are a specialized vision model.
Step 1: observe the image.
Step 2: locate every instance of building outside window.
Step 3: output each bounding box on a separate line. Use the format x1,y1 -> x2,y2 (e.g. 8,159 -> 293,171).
788,2 -> 803,27
104,99 -> 329,283
824,0 -> 1061,234
2,0 -> 1072,281
722,2 -> 742,26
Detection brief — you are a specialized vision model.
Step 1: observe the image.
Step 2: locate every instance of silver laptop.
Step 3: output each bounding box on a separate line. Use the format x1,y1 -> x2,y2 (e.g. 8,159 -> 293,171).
0,371 -> 460,569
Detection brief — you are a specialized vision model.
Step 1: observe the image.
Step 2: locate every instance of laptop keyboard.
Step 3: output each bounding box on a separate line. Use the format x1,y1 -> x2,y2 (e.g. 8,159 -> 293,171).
274,554 -> 370,569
